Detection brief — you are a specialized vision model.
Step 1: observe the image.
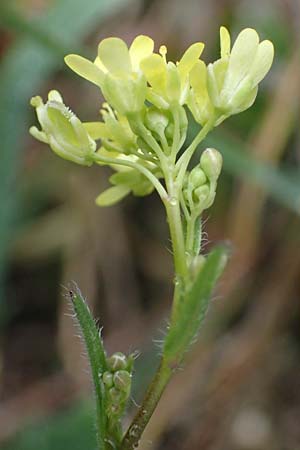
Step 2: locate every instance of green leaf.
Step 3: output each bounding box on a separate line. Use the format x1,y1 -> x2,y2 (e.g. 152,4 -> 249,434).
66,284 -> 107,450
164,245 -> 229,363
96,185 -> 131,206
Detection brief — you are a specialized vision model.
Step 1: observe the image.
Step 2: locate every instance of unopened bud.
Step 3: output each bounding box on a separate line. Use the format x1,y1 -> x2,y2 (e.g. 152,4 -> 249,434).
189,166 -> 207,188
107,352 -> 128,372
193,184 -> 210,204
102,371 -> 114,388
145,107 -> 169,133
109,387 -> 124,405
200,148 -> 222,180
113,370 -> 131,391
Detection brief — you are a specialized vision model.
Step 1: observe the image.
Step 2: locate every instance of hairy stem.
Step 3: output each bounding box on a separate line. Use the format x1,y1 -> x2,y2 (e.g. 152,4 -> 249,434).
164,170 -> 188,281
122,359 -> 172,450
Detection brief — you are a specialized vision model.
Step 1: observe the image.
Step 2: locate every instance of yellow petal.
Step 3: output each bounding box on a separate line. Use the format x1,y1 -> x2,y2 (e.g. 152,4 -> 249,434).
225,28 -> 259,90
190,60 -> 207,96
166,62 -> 181,102
129,35 -> 154,71
94,56 -> 107,73
140,54 -> 167,93
177,42 -> 205,82
98,37 -> 131,74
220,26 -> 231,58
83,122 -> 110,140
96,184 -> 131,206
48,90 -> 63,102
29,126 -> 49,144
96,185 -> 131,206
65,54 -> 104,87
249,40 -> 274,86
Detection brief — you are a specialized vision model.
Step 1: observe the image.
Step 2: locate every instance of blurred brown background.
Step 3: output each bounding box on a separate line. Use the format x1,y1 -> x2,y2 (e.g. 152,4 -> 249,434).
0,0 -> 300,449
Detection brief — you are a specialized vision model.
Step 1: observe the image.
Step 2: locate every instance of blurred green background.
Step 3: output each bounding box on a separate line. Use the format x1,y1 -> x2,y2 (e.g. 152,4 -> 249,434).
0,0 -> 300,449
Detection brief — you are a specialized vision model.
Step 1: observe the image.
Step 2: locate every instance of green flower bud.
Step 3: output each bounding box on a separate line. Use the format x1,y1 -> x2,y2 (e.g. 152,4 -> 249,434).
193,184 -> 210,204
188,166 -> 207,188
113,370 -> 131,391
102,371 -> 114,388
109,387 -> 125,405
107,352 -> 128,372
145,107 -> 169,134
165,122 -> 174,140
200,148 -> 223,180
191,254 -> 206,277
30,90 -> 96,166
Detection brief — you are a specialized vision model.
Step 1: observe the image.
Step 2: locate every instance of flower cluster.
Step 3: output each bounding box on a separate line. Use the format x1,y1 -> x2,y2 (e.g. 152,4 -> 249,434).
102,352 -> 134,424
30,27 -> 273,273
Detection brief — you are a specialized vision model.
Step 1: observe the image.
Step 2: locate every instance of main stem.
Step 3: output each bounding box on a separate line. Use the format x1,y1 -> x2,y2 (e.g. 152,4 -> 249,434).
121,359 -> 172,450
121,164 -> 188,450
122,120 -> 215,449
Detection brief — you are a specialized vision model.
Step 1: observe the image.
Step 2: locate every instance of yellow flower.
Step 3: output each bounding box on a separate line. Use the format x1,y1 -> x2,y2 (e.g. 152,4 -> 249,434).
207,26 -> 274,122
29,90 -> 96,166
187,60 -> 214,126
65,35 -> 154,114
84,103 -> 138,155
140,42 -> 204,108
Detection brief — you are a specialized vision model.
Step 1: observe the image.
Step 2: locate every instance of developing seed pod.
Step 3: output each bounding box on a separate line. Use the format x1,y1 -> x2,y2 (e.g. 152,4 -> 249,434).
107,352 -> 128,372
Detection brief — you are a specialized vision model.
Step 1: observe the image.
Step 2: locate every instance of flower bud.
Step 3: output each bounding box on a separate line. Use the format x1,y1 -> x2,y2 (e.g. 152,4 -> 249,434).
200,148 -> 222,180
191,254 -> 206,277
165,122 -> 174,140
193,185 -> 210,204
113,370 -> 131,391
188,166 -> 207,189
108,387 -> 125,406
145,107 -> 169,134
102,371 -> 114,388
107,352 -> 128,372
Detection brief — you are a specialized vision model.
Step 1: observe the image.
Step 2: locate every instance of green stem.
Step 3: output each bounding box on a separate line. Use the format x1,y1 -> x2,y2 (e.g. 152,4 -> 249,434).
92,153 -> 167,200
127,113 -> 168,165
170,104 -> 181,162
164,173 -> 188,281
185,212 -> 197,257
175,120 -> 214,187
121,359 -> 172,450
